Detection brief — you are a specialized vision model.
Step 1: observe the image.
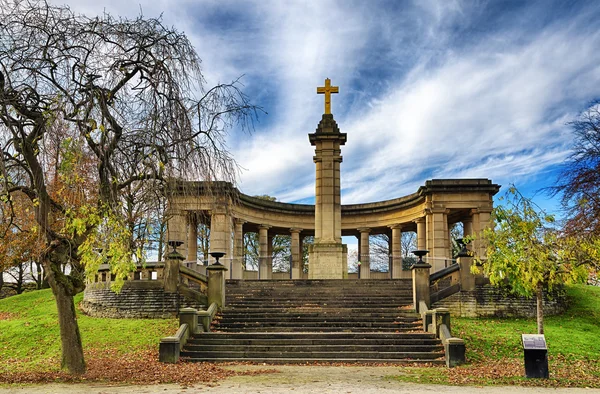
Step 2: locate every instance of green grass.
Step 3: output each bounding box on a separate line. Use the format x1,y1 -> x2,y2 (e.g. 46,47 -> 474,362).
0,289 -> 178,373
453,284 -> 600,363
393,284 -> 600,387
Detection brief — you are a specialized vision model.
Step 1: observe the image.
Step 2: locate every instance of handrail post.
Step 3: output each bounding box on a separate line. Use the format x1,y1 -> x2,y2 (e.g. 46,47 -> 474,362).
179,307 -> 198,334
206,264 -> 228,309
412,262 -> 431,313
164,251 -> 184,293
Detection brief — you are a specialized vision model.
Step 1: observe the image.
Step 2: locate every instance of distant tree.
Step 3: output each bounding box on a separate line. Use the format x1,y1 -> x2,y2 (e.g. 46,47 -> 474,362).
475,186 -> 589,334
551,101 -> 600,237
0,1 -> 256,374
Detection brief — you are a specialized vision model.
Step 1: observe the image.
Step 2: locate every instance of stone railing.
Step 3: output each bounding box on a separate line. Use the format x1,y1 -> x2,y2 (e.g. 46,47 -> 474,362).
420,301 -> 465,367
92,261 -> 166,282
429,263 -> 461,304
82,258 -> 210,318
159,302 -> 219,363
411,257 -> 466,368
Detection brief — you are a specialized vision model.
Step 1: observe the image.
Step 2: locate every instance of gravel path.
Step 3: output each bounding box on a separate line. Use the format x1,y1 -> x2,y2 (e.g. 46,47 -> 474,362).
1,365 -> 599,394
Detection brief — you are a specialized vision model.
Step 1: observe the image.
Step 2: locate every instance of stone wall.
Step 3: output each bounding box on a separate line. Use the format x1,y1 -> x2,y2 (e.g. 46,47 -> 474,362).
432,285 -> 567,318
80,281 -> 206,319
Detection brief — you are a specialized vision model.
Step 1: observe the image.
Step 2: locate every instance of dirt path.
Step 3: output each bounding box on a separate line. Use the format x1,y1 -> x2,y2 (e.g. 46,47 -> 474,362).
2,365 -> 599,393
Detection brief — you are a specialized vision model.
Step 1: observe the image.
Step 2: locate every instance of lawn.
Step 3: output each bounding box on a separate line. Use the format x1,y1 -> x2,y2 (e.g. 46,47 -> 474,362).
1,284 -> 599,387
394,284 -> 600,387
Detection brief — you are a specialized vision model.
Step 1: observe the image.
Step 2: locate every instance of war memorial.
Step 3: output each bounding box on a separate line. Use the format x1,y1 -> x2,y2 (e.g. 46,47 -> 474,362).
82,79 -> 567,366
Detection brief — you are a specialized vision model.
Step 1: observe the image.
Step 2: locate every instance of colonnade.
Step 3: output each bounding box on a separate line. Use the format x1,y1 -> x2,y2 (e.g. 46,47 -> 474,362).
165,204 -> 493,280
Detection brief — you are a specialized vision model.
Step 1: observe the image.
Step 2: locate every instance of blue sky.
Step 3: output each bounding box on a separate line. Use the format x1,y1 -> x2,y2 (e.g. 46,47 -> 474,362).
59,0 -> 600,216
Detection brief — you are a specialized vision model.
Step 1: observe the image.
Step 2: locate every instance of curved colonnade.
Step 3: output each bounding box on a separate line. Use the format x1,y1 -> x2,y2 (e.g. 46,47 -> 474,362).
166,178 -> 500,279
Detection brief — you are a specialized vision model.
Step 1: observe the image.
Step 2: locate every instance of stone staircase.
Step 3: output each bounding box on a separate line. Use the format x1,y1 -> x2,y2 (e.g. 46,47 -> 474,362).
180,279 -> 445,363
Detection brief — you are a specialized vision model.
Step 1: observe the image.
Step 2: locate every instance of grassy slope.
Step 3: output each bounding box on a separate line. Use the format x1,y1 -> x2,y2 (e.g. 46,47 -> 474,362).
0,289 -> 178,373
453,284 -> 600,362
394,284 -> 600,387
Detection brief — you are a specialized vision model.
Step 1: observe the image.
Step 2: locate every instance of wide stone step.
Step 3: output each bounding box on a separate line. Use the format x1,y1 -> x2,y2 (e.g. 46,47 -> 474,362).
188,338 -> 439,346
219,313 -> 418,320
184,344 -> 443,352
190,332 -> 437,340
217,317 -> 419,324
224,301 -> 413,307
180,357 -> 445,365
214,327 -> 420,332
181,350 -> 444,360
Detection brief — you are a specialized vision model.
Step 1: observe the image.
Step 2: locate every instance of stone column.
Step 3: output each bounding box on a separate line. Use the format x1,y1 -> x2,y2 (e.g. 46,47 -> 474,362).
231,219 -> 245,280
477,208 -> 493,258
290,228 -> 302,279
426,208 -> 450,272
299,236 -> 305,278
415,217 -> 426,251
463,217 -> 473,239
390,224 -> 403,279
470,208 -> 492,259
358,228 -> 370,279
209,207 -> 228,259
187,214 -> 197,268
267,234 -> 274,278
166,210 -> 187,261
258,225 -> 271,280
457,254 -> 475,291
225,217 -> 233,273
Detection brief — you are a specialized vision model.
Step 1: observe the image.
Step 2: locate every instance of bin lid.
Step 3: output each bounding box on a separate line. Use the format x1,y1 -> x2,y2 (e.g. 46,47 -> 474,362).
522,334 -> 547,350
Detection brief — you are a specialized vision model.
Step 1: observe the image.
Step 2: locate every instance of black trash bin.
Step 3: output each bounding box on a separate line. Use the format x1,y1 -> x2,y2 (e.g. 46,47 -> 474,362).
521,334 -> 549,379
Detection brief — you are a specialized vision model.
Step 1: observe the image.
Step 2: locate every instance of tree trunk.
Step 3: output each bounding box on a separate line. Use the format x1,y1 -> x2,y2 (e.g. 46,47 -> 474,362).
536,282 -> 544,335
46,264 -> 86,375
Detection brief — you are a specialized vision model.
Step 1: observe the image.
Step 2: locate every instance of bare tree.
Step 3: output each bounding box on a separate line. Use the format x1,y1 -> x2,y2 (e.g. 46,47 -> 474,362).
0,1 -> 257,374
551,101 -> 600,238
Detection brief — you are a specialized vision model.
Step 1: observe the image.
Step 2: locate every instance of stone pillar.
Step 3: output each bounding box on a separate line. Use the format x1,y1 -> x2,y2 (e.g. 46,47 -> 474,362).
390,224 -> 403,279
426,208 -> 450,272
412,262 -> 431,313
470,208 -> 492,259
225,217 -> 233,273
179,307 -> 198,335
415,217 -> 426,251
358,228 -> 370,279
267,234 -> 274,278
187,214 -> 197,267
258,225 -> 271,280
477,208 -> 493,258
290,228 -> 302,279
209,208 -> 228,258
463,217 -> 473,239
164,249 -> 184,293
166,210 -> 187,261
231,219 -> 245,280
299,236 -> 305,277
206,264 -> 228,309
308,112 -> 347,279
457,254 -> 475,291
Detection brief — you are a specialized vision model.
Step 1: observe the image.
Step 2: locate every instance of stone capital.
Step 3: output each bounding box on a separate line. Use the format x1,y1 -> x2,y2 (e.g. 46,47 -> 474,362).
357,227 -> 371,234
289,228 -> 303,234
389,223 -> 403,230
234,218 -> 246,225
258,224 -> 272,230
414,217 -> 426,224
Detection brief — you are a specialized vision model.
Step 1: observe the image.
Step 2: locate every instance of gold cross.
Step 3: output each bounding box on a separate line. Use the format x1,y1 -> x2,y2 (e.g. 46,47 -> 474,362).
317,78 -> 339,115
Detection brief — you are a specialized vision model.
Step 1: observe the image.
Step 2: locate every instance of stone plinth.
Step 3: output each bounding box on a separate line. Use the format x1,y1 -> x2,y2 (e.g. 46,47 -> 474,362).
308,243 -> 348,279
